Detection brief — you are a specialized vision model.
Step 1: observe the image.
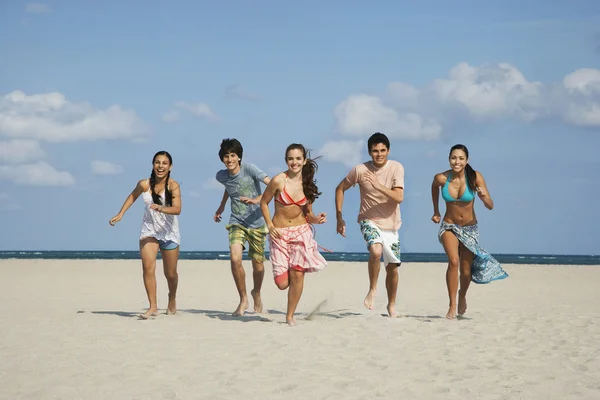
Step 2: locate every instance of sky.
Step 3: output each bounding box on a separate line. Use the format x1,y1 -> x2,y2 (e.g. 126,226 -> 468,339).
1,1 -> 599,255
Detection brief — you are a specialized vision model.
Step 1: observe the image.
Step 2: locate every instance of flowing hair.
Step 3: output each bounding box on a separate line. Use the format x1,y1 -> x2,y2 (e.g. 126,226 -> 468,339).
449,144 -> 476,192
149,151 -> 173,206
285,143 -> 322,204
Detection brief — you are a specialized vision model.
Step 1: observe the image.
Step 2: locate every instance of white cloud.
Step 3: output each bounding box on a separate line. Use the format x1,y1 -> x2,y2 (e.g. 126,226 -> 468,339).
332,62 -> 600,153
562,68 -> 600,127
226,84 -> 262,102
174,101 -> 218,121
0,90 -> 147,142
90,160 -> 124,175
0,140 -> 44,164
0,162 -> 75,186
189,190 -> 203,198
202,178 -> 222,190
26,3 -> 51,13
161,110 -> 180,123
319,140 -> 364,167
430,62 -> 543,121
334,94 -> 442,140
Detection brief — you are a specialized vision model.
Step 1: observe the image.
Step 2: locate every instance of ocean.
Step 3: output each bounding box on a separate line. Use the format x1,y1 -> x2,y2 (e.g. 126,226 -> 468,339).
0,251 -> 598,265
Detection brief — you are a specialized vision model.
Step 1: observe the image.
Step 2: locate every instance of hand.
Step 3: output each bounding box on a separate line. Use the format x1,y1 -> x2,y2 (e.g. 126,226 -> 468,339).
308,212 -> 327,224
214,206 -> 224,223
476,187 -> 487,198
363,172 -> 380,190
150,204 -> 163,212
239,196 -> 258,205
109,214 -> 122,226
268,224 -> 281,239
431,213 -> 441,224
336,218 -> 346,237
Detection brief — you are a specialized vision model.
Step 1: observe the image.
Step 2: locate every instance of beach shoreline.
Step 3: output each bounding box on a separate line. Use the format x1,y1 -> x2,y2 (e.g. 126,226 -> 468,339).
1,259 -> 599,399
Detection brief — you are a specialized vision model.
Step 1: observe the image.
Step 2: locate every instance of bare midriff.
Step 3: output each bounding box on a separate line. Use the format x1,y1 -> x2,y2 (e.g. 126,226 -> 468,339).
443,201 -> 477,226
272,203 -> 306,228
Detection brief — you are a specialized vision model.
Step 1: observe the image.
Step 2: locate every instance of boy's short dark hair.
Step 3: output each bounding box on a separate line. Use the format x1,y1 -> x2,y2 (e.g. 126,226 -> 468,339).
367,132 -> 390,151
218,138 -> 243,161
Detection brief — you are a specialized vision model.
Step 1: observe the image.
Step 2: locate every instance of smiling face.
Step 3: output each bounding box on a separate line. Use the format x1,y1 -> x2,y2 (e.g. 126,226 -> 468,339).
369,143 -> 389,168
286,148 -> 306,175
449,149 -> 468,173
222,152 -> 241,174
153,154 -> 172,179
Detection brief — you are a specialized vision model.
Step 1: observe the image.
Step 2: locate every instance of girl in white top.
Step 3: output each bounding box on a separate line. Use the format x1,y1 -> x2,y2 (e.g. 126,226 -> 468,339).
110,151 -> 182,319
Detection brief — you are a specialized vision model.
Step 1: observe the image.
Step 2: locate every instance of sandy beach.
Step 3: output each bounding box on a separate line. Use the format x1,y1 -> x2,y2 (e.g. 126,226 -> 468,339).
1,259 -> 599,400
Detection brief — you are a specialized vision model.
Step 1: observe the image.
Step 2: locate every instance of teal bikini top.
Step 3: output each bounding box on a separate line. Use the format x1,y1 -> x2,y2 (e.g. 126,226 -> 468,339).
441,173 -> 475,203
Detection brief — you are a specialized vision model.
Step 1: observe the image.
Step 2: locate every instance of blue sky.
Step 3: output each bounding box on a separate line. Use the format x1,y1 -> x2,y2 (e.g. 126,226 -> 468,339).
1,1 -> 599,255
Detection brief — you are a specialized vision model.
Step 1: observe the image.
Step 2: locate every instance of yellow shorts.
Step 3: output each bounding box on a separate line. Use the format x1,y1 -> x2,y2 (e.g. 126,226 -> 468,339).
226,224 -> 268,262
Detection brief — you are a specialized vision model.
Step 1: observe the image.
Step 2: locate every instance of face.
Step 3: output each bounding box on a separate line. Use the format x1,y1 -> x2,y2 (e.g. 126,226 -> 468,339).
286,148 -> 306,174
222,152 -> 241,172
369,143 -> 389,167
153,155 -> 172,178
449,149 -> 468,172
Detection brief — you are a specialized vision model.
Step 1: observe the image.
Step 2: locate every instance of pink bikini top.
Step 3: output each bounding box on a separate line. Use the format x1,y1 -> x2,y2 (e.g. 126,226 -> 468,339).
274,174 -> 307,207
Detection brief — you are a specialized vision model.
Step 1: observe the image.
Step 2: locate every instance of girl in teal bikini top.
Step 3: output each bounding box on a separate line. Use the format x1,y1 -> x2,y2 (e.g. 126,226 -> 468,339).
441,173 -> 475,203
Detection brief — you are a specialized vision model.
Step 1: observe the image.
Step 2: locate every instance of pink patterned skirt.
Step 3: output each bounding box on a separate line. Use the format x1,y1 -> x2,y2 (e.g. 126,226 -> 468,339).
269,223 -> 327,285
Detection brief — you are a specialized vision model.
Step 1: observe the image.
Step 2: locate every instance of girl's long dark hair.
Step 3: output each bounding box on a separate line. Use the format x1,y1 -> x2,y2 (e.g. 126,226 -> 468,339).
285,143 -> 321,204
149,151 -> 173,206
449,144 -> 476,192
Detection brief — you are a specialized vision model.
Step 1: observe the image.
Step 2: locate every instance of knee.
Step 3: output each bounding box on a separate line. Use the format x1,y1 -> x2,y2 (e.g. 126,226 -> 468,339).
165,270 -> 178,280
230,256 -> 243,267
386,264 -> 399,273
251,260 -> 265,272
275,281 -> 288,290
447,257 -> 460,269
368,246 -> 383,261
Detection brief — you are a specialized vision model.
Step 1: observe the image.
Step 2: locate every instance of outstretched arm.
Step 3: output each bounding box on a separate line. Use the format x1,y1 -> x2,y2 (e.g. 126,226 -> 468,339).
431,173 -> 445,223
214,189 -> 229,222
109,180 -> 146,225
475,172 -> 494,210
335,179 -> 352,237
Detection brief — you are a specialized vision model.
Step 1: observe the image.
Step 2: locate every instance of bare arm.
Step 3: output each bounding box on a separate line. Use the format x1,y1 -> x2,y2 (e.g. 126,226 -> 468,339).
260,174 -> 283,238
109,180 -> 146,225
214,189 -> 229,222
304,202 -> 327,225
475,172 -> 494,210
363,172 -> 404,203
335,179 -> 353,237
431,173 -> 445,223
150,181 -> 181,215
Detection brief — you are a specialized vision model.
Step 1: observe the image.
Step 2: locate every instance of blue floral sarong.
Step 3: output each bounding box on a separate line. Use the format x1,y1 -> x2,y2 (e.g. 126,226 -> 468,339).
438,222 -> 508,284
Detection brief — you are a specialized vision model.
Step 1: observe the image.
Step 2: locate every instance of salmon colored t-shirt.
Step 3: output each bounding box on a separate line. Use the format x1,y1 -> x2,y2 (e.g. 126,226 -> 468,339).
344,160 -> 404,231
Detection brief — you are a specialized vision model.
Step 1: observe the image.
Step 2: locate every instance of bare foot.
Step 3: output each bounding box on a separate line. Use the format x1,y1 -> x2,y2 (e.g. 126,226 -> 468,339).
251,289 -> 263,314
457,292 -> 467,316
286,317 -> 297,327
167,293 -> 177,315
139,308 -> 158,320
363,289 -> 376,310
446,306 -> 457,320
386,303 -> 397,318
232,297 -> 249,317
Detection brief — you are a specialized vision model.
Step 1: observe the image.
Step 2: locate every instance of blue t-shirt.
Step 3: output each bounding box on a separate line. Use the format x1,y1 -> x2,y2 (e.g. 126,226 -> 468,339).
216,163 -> 268,229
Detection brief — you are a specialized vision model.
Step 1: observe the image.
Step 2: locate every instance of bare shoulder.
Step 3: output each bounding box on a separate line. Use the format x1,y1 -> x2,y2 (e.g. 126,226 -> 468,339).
168,179 -> 181,191
433,171 -> 449,184
138,179 -> 149,191
475,171 -> 486,184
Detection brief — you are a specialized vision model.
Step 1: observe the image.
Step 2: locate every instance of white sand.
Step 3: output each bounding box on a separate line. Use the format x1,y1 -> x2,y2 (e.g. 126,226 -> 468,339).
1,259 -> 599,400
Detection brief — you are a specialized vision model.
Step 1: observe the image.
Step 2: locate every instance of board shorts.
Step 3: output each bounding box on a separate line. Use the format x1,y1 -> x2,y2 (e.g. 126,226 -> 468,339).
226,224 -> 268,262
359,219 -> 401,265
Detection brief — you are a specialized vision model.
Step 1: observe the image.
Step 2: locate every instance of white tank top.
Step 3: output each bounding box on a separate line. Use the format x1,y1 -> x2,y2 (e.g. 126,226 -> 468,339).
140,181 -> 180,244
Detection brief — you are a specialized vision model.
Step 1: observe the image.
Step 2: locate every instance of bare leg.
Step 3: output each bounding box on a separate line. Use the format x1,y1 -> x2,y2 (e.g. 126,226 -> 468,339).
161,246 -> 180,315
458,243 -> 474,316
385,263 -> 399,317
250,259 -> 265,313
229,244 -> 248,316
441,231 -> 460,319
139,238 -> 160,319
286,269 -> 305,326
364,244 -> 383,310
